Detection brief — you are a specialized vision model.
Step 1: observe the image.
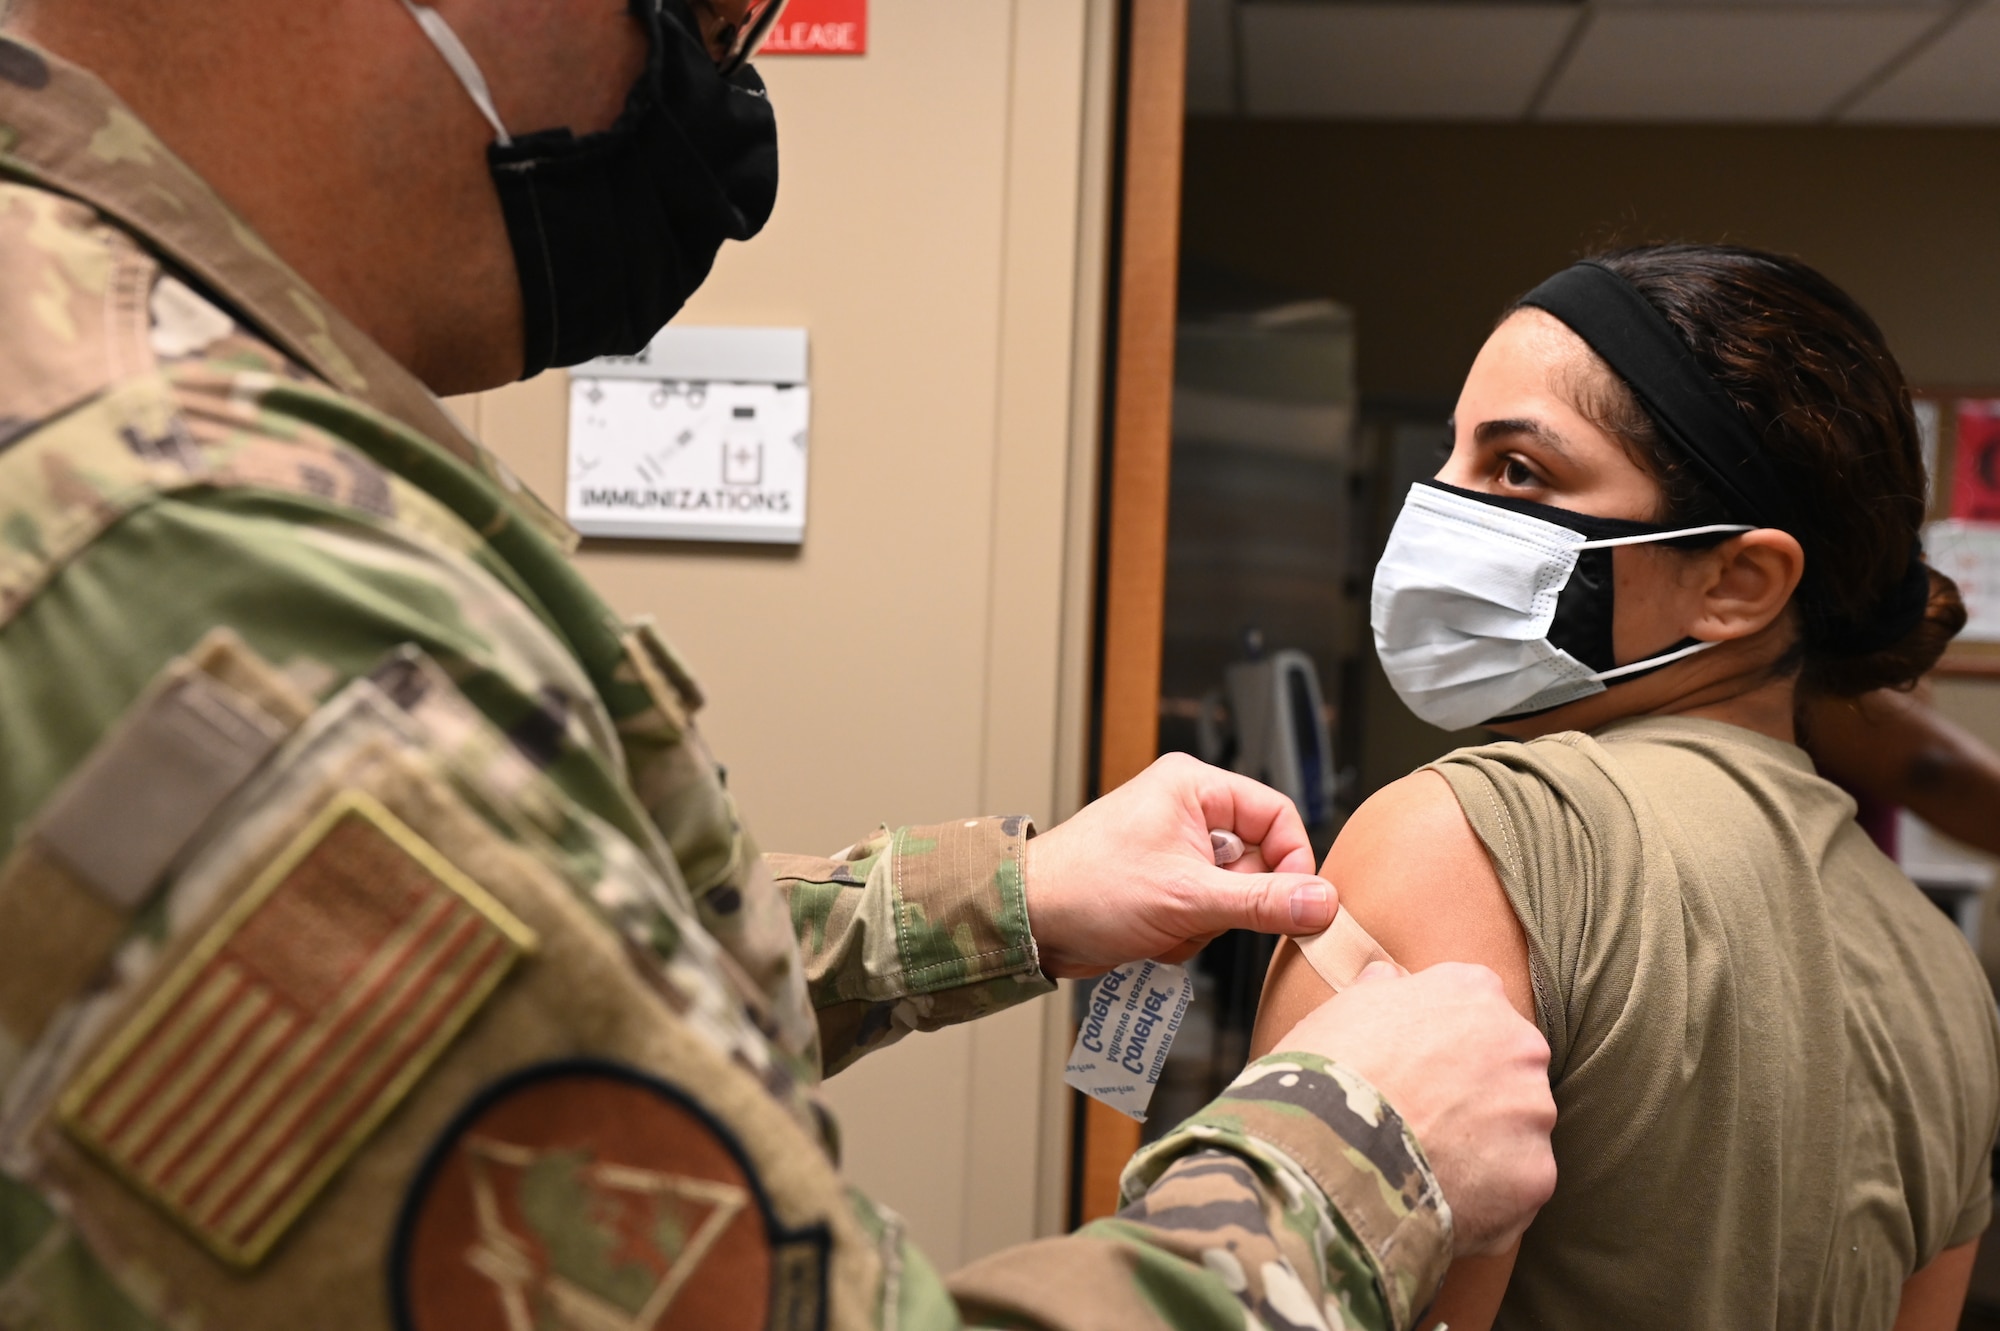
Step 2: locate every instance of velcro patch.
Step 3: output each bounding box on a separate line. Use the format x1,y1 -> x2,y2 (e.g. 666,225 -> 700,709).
392,1060 -> 829,1331
57,790 -> 536,1268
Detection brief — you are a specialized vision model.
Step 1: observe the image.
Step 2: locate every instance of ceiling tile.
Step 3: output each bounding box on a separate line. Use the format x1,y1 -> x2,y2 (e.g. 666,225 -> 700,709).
1187,0 -> 1239,116
1542,8 -> 1934,121
1239,3 -> 1582,120
1845,2 -> 2000,122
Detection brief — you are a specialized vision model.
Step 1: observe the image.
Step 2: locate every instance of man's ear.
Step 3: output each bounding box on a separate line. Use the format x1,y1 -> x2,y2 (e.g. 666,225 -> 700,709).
1688,529 -> 1805,643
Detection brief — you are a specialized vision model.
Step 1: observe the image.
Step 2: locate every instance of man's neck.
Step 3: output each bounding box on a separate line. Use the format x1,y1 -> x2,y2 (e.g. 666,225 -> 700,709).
6,3 -> 524,392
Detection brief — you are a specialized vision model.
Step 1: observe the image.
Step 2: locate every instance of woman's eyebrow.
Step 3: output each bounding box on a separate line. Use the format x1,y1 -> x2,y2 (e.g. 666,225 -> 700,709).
1475,417 -> 1575,459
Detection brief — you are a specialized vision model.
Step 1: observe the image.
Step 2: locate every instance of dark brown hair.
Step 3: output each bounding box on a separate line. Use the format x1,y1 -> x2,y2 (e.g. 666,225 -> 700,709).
1542,243 -> 1964,697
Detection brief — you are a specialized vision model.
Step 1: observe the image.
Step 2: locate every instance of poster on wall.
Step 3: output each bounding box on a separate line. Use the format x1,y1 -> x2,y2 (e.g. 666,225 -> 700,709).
759,0 -> 867,55
1927,521 -> 2000,643
567,327 -> 810,544
1951,399 -> 2000,522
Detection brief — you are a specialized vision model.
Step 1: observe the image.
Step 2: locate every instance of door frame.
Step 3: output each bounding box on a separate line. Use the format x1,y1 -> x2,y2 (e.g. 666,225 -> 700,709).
1070,0 -> 1191,1228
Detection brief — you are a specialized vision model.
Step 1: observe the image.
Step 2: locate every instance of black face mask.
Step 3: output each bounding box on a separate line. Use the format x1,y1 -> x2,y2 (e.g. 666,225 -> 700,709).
1425,480 -> 1742,683
405,0 -> 779,378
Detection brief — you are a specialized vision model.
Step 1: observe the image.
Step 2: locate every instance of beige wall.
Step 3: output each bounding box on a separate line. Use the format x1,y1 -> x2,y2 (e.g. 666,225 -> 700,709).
451,0 -> 1115,1269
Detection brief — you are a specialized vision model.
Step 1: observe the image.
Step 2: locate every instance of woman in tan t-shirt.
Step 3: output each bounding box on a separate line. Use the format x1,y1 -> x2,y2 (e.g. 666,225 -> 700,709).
1253,245 -> 2000,1330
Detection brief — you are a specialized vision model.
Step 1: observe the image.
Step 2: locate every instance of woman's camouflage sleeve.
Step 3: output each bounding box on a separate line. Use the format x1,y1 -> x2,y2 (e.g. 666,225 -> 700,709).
767,817 -> 1055,1074
943,1053 -> 1453,1331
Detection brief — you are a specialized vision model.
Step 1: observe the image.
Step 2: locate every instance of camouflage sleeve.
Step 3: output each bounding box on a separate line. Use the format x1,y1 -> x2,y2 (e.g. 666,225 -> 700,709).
942,1053 -> 1453,1331
768,818 -> 1054,1075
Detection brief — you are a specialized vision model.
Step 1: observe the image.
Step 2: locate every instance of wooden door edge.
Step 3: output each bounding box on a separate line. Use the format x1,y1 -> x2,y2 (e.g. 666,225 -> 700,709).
1072,0 -> 1189,1229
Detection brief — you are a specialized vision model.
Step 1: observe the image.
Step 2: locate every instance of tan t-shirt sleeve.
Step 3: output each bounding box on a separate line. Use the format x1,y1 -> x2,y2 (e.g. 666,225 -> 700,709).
1428,734 -> 1651,1085
1947,1000 -> 2000,1249
1948,1165 -> 1992,1249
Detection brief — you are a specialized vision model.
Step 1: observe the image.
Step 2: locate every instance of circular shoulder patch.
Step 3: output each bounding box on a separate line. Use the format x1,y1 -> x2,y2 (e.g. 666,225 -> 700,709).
391,1060 -> 828,1331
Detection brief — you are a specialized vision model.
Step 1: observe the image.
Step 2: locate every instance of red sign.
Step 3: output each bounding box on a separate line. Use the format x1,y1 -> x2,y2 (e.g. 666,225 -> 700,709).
1953,400 -> 2000,523
759,0 -> 867,55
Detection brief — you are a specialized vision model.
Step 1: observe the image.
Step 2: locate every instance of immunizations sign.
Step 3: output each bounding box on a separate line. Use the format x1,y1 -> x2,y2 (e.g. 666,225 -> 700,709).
566,326 -> 810,544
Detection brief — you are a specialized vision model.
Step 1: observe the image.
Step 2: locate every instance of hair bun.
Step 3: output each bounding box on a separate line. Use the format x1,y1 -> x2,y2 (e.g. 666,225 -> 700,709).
1811,541 -> 1932,659
1805,563 -> 1967,697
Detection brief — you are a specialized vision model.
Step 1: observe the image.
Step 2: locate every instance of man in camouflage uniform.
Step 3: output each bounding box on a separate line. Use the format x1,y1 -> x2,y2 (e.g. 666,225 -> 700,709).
0,2 -> 1557,1329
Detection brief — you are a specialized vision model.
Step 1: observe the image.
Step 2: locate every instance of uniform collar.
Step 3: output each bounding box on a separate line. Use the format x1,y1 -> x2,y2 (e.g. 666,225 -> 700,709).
0,35 -> 577,551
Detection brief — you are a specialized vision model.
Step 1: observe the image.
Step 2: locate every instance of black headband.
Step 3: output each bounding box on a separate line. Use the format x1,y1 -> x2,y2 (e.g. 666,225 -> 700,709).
1520,261 -> 1794,529
1521,260 -> 1930,657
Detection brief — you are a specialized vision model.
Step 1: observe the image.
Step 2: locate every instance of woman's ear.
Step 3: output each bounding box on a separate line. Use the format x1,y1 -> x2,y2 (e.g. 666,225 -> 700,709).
1688,529 -> 1805,643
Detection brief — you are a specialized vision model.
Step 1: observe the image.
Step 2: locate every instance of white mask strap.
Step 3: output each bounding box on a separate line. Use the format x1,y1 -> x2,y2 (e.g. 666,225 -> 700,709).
1578,523 -> 1754,550
1591,637 -> 1721,683
1574,523 -> 1752,686
1574,523 -> 1752,681
399,0 -> 514,147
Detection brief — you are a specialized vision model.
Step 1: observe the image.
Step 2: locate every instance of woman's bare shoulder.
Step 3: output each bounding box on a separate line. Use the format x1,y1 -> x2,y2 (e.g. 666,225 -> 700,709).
1328,771 -> 1533,1019
1250,770 -> 1534,1056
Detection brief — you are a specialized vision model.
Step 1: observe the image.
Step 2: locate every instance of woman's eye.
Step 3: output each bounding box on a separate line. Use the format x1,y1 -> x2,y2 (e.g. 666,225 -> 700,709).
1502,457 -> 1540,487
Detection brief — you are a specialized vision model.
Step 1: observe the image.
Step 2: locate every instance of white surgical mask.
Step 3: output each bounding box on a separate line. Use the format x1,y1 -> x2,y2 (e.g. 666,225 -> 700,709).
1371,482 -> 1752,731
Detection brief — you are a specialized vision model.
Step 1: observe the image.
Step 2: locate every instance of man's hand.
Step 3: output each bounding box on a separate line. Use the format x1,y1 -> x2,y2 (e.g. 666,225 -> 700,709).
1023,753 -> 1335,979
1277,961 -> 1556,1256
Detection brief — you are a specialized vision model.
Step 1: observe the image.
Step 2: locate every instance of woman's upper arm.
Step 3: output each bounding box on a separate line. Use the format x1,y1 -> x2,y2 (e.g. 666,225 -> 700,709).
1892,1240 -> 1979,1331
1252,769 -> 1534,1057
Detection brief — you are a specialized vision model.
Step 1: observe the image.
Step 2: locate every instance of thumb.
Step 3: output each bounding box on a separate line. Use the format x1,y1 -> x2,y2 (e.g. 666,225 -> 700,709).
1349,959 -> 1410,985
1180,868 -> 1335,936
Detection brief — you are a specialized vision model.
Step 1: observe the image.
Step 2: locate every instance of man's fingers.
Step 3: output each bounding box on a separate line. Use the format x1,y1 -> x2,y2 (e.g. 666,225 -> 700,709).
1423,959 -> 1509,999
1179,866 -> 1336,936
1351,959 -> 1409,984
1259,841 -> 1320,877
1170,759 -> 1318,878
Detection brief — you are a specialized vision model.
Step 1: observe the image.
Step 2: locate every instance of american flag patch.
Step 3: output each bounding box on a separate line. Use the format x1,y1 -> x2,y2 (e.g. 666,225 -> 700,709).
59,789 -> 537,1268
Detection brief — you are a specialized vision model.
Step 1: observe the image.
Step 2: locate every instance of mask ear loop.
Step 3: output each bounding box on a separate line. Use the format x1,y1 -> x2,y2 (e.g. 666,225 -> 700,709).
1573,522 -> 1756,682
399,0 -> 515,147
1576,523 -> 1754,550
1590,638 -> 1722,682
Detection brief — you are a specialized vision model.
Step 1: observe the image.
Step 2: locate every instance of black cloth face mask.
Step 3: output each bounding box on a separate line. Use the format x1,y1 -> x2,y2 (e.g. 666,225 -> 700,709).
1425,480 -> 1746,704
401,0 -> 779,378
